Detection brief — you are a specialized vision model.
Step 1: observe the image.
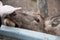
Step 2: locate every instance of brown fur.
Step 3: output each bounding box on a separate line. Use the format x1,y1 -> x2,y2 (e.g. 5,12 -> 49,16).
2,11 -> 45,32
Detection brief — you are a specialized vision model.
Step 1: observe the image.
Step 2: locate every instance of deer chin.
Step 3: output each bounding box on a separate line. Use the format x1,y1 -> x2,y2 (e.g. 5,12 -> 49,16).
4,18 -> 15,27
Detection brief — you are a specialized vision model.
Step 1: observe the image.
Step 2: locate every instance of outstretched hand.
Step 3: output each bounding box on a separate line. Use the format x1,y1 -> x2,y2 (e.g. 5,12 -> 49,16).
0,1 -> 22,17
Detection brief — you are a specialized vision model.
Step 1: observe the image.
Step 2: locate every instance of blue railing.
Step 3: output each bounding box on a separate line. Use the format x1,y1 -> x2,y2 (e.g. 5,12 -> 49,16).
0,25 -> 60,40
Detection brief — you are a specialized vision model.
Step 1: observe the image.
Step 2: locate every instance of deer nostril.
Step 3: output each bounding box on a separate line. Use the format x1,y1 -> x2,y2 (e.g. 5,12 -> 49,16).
9,11 -> 17,16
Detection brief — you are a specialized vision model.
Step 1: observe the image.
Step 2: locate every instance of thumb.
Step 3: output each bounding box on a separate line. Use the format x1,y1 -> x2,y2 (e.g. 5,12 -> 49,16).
14,7 -> 22,10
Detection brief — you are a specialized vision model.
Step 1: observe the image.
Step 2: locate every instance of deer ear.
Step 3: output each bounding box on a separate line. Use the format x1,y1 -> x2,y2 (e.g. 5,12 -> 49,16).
0,1 -> 3,7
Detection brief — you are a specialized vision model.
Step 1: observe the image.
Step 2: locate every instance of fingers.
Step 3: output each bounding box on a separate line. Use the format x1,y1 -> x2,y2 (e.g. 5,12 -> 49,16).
0,1 -> 3,7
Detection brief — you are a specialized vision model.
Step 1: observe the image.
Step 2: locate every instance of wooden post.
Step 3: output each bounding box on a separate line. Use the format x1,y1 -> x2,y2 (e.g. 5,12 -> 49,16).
37,0 -> 48,18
